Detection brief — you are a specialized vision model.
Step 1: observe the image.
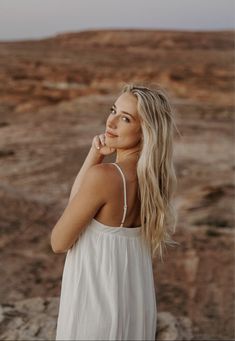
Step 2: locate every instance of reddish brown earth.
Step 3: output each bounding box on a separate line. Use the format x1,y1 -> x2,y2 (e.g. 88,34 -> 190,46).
0,29 -> 234,340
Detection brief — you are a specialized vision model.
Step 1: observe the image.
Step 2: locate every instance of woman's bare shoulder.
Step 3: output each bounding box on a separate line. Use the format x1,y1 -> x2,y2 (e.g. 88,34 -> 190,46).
89,163 -> 120,186
90,163 -> 117,176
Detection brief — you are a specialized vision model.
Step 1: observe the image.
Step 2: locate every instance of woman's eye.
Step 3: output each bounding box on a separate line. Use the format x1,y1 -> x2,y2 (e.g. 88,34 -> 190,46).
109,108 -> 130,123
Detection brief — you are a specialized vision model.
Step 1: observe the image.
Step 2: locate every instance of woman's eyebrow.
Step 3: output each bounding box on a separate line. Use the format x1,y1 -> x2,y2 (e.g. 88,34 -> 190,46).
113,104 -> 135,120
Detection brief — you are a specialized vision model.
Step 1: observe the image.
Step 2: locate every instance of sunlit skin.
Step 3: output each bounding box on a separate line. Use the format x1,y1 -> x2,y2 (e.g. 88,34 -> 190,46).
104,92 -> 142,168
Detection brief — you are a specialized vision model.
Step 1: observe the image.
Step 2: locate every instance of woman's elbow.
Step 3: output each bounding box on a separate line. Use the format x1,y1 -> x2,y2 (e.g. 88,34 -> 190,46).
50,231 -> 65,254
51,244 -> 64,254
51,241 -> 62,254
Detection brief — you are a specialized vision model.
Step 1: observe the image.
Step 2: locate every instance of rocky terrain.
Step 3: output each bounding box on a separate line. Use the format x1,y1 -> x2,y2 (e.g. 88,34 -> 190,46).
0,29 -> 234,340
0,297 -> 193,340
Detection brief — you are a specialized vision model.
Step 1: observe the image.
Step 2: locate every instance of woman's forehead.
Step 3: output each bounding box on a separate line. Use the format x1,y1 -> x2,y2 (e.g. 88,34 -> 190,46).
115,92 -> 138,115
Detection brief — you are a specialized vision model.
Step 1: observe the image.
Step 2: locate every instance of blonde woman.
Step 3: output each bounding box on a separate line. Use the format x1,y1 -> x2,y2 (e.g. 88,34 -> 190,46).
51,83 -> 178,340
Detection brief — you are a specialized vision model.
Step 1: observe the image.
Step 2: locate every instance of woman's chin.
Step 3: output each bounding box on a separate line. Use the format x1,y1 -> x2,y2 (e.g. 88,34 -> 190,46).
105,141 -> 115,148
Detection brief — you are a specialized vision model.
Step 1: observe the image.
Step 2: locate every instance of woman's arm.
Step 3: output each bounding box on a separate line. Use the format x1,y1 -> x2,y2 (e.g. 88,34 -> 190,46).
68,146 -> 104,204
51,164 -> 107,253
50,134 -> 116,253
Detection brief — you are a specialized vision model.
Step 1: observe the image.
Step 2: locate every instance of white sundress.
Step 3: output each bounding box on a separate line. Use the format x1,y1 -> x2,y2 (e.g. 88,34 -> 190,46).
55,162 -> 157,340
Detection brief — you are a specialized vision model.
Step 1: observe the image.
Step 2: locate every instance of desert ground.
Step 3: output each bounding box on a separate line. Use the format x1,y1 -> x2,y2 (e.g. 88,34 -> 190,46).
0,29 -> 234,340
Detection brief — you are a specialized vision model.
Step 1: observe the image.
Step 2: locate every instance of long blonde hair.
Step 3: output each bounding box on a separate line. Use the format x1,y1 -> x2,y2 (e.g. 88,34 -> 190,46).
121,83 -> 180,262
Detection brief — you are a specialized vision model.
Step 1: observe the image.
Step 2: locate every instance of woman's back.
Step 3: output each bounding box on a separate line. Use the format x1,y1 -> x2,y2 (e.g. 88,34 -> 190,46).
94,162 -> 142,228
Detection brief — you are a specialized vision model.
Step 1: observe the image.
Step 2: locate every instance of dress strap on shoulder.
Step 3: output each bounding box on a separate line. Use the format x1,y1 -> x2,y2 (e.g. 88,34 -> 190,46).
111,163 -> 127,227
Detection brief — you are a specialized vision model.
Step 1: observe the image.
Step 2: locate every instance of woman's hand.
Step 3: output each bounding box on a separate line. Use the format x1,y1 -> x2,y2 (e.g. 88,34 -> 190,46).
91,133 -> 116,156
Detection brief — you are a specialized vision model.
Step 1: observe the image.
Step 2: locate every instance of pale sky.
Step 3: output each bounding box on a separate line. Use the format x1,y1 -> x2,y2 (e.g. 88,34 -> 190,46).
0,0 -> 234,41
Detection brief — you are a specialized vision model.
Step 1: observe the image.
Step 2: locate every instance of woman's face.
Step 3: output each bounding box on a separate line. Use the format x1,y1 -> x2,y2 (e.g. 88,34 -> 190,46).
105,92 -> 142,149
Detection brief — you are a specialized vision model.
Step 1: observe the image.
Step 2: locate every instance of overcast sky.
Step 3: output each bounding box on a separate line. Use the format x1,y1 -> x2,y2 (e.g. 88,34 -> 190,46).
0,0 -> 234,41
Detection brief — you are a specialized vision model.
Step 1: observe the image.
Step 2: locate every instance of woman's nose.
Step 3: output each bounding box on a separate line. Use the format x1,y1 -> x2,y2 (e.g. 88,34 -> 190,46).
107,116 -> 117,128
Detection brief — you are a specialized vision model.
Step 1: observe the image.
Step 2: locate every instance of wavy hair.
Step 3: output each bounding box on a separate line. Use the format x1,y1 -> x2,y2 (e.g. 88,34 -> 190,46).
121,83 -> 180,262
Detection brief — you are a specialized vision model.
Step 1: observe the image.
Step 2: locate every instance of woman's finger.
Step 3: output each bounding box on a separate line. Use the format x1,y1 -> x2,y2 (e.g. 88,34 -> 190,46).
99,134 -> 106,146
94,135 -> 101,149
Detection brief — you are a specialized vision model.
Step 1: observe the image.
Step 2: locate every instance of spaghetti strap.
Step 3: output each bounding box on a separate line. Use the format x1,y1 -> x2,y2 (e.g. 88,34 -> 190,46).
111,163 -> 127,227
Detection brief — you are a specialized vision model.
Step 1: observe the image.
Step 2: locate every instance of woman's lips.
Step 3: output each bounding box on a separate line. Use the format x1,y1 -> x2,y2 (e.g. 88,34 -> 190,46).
105,131 -> 118,138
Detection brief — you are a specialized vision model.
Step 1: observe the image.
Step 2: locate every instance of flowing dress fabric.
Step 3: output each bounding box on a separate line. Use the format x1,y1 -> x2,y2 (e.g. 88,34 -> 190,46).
55,164 -> 157,341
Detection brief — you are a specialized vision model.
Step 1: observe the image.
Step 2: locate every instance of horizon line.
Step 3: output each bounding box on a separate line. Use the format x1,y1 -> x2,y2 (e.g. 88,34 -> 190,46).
0,26 -> 234,43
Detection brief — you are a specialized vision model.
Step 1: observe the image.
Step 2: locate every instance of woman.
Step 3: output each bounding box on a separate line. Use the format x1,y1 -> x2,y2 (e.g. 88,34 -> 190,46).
51,83 -> 178,340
